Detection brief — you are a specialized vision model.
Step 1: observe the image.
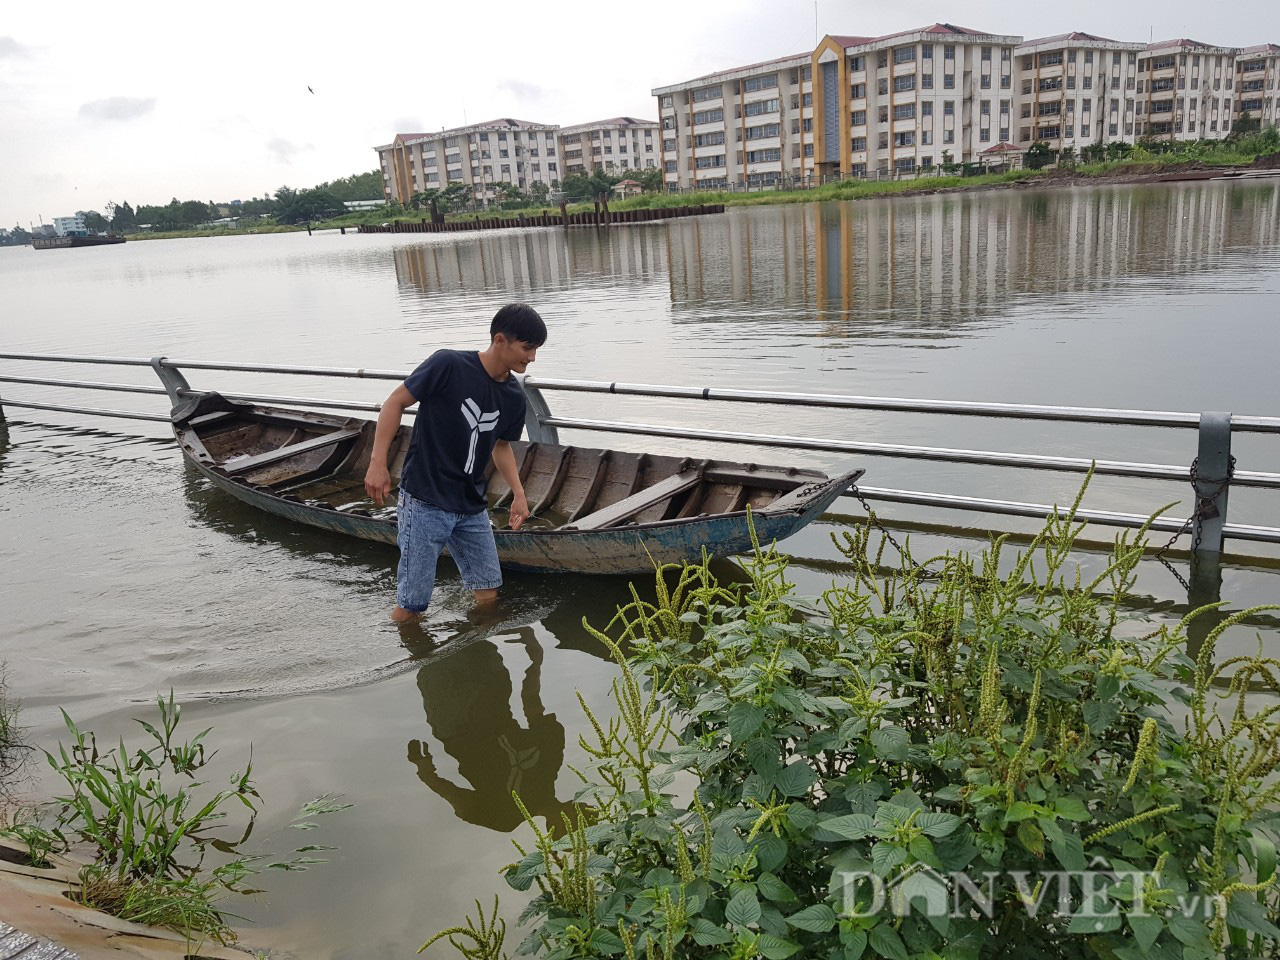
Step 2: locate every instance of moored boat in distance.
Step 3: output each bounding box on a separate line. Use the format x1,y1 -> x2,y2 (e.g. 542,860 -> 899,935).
169,392 -> 862,575
32,234 -> 127,250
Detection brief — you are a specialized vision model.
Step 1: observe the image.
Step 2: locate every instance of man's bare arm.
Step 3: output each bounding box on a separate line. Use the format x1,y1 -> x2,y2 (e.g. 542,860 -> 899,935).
492,440 -> 529,529
363,385 -> 416,505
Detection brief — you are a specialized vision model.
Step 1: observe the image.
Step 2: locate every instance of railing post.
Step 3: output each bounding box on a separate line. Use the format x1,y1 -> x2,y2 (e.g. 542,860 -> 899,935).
150,356 -> 191,407
518,376 -> 559,445
1191,411 -> 1232,557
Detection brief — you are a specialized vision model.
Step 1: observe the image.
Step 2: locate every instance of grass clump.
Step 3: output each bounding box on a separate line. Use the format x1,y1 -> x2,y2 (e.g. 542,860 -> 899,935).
424,478 -> 1280,960
3,692 -> 348,950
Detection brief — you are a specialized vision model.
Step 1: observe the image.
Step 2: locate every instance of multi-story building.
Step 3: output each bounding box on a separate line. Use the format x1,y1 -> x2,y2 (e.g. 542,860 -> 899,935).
1013,33 -> 1146,150
557,117 -> 659,175
1237,44 -> 1280,128
653,53 -> 815,191
375,118 -> 561,205
52,214 -> 87,237
1135,40 -> 1240,141
812,24 -> 1023,179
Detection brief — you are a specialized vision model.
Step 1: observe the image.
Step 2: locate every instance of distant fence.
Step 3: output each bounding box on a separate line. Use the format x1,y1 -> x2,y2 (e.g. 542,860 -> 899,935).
357,204 -> 725,234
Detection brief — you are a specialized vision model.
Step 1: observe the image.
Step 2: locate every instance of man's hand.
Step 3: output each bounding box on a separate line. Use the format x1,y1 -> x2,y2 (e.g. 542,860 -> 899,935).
509,492 -> 531,530
365,462 -> 392,505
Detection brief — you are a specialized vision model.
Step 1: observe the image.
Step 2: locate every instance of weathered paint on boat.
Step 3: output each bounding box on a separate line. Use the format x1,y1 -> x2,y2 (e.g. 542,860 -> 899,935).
185,456 -> 858,574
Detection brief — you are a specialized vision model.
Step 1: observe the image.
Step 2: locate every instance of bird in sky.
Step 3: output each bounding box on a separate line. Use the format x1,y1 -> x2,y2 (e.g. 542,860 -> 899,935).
307,86 -> 315,94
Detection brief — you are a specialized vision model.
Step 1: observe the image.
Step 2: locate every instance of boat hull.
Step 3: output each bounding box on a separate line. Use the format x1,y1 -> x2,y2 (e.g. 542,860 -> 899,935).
32,235 -> 127,250
186,456 -> 855,575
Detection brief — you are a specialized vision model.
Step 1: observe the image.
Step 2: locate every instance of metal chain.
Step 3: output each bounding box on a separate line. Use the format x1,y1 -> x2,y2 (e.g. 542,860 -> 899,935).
848,481 -> 935,580
1151,455 -> 1236,590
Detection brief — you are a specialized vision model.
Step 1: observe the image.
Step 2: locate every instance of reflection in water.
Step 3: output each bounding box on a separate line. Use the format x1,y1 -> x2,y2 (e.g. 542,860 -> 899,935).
409,627 -> 577,832
659,182 -> 1280,335
393,227 -> 669,299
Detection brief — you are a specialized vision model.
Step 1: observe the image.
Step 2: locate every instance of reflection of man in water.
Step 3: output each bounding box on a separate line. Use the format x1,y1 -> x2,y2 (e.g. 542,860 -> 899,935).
407,628 -> 576,832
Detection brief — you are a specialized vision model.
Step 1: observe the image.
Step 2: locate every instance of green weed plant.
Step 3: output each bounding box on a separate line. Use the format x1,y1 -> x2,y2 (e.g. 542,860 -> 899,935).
426,486 -> 1280,960
2,692 -> 348,948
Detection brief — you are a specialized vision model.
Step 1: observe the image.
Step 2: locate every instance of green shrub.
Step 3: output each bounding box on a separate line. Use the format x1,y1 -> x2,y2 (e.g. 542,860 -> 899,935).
426,486 -> 1280,960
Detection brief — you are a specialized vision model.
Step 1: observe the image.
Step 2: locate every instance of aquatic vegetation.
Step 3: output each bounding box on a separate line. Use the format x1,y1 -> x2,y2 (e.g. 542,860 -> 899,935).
4,691 -> 349,948
424,483 -> 1280,959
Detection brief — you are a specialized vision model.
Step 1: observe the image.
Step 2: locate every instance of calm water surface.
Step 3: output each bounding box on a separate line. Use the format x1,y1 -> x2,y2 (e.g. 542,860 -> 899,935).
2,179 -> 1280,958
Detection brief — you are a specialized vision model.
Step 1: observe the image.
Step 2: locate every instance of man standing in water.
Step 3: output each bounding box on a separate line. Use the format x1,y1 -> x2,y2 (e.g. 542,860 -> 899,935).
363,304 -> 546,622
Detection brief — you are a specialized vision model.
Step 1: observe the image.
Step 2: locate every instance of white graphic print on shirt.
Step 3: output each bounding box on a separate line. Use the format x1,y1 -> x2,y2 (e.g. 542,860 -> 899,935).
461,397 -> 500,473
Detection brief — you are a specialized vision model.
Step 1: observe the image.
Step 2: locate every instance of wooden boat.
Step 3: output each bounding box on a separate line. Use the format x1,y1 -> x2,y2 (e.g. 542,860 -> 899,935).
169,392 -> 862,575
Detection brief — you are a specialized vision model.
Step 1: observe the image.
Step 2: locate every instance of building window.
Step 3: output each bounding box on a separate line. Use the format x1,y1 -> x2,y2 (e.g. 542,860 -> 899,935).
852,82 -> 866,98
895,156 -> 916,172
693,85 -> 722,102
852,109 -> 866,126
694,154 -> 725,169
850,55 -> 865,71
982,46 -> 992,61
944,45 -> 955,60
746,148 -> 782,163
944,74 -> 955,89
878,106 -> 888,123
922,73 -> 933,89
944,129 -> 954,143
944,100 -> 955,116
877,132 -> 888,149
981,74 -> 991,89
692,108 -> 724,125
893,74 -> 915,92
878,51 -> 888,68
923,101 -> 933,117
852,136 -> 867,151
743,98 -> 780,117
893,104 -> 915,120
1000,126 -> 1010,140
922,130 -> 932,144
922,44 -> 933,59
894,45 -> 915,64
979,128 -> 991,141
742,74 -> 778,93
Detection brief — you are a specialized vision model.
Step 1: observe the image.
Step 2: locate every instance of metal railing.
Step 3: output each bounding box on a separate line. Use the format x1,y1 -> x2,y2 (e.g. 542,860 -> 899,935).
3,351 -> 1279,556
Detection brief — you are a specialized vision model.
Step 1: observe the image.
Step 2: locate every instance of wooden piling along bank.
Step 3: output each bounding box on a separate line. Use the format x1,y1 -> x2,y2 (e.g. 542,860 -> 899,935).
356,204 -> 725,235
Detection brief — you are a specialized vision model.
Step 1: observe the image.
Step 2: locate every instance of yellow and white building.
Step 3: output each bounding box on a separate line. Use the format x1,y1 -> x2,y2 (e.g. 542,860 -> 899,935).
557,117 -> 659,175
1012,33 -> 1146,151
375,118 -> 561,205
1135,40 -> 1241,141
811,24 -> 1023,179
653,53 -> 816,191
1237,44 -> 1280,128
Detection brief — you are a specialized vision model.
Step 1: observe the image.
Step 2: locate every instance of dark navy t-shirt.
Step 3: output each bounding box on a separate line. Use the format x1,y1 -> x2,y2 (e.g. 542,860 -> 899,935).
399,350 -> 526,514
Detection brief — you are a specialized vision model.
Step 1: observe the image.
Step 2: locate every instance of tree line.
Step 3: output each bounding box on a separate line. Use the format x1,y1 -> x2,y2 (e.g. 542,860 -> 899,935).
63,170 -> 388,233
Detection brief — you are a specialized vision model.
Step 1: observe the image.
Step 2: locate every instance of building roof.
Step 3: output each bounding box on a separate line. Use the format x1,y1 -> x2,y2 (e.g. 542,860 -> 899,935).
652,51 -> 812,95
1241,43 -> 1280,55
1021,31 -> 1117,45
982,141 -> 1022,154
1146,38 -> 1238,52
837,23 -> 1021,54
615,179 -> 642,186
559,116 -> 658,135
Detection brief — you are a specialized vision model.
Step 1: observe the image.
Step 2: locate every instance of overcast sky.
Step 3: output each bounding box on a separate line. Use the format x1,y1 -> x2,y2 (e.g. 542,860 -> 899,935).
2,0 -> 1277,227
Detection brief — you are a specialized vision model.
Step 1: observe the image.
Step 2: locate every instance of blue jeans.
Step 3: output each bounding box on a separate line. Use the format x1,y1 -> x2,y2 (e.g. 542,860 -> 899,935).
395,490 -> 503,613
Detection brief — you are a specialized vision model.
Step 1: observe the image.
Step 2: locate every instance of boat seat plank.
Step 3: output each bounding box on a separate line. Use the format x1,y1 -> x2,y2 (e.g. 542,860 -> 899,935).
222,428 -> 362,477
567,469 -> 703,531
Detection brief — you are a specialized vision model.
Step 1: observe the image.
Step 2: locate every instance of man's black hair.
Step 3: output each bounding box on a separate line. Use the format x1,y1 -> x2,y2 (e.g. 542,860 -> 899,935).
491,303 -> 547,347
